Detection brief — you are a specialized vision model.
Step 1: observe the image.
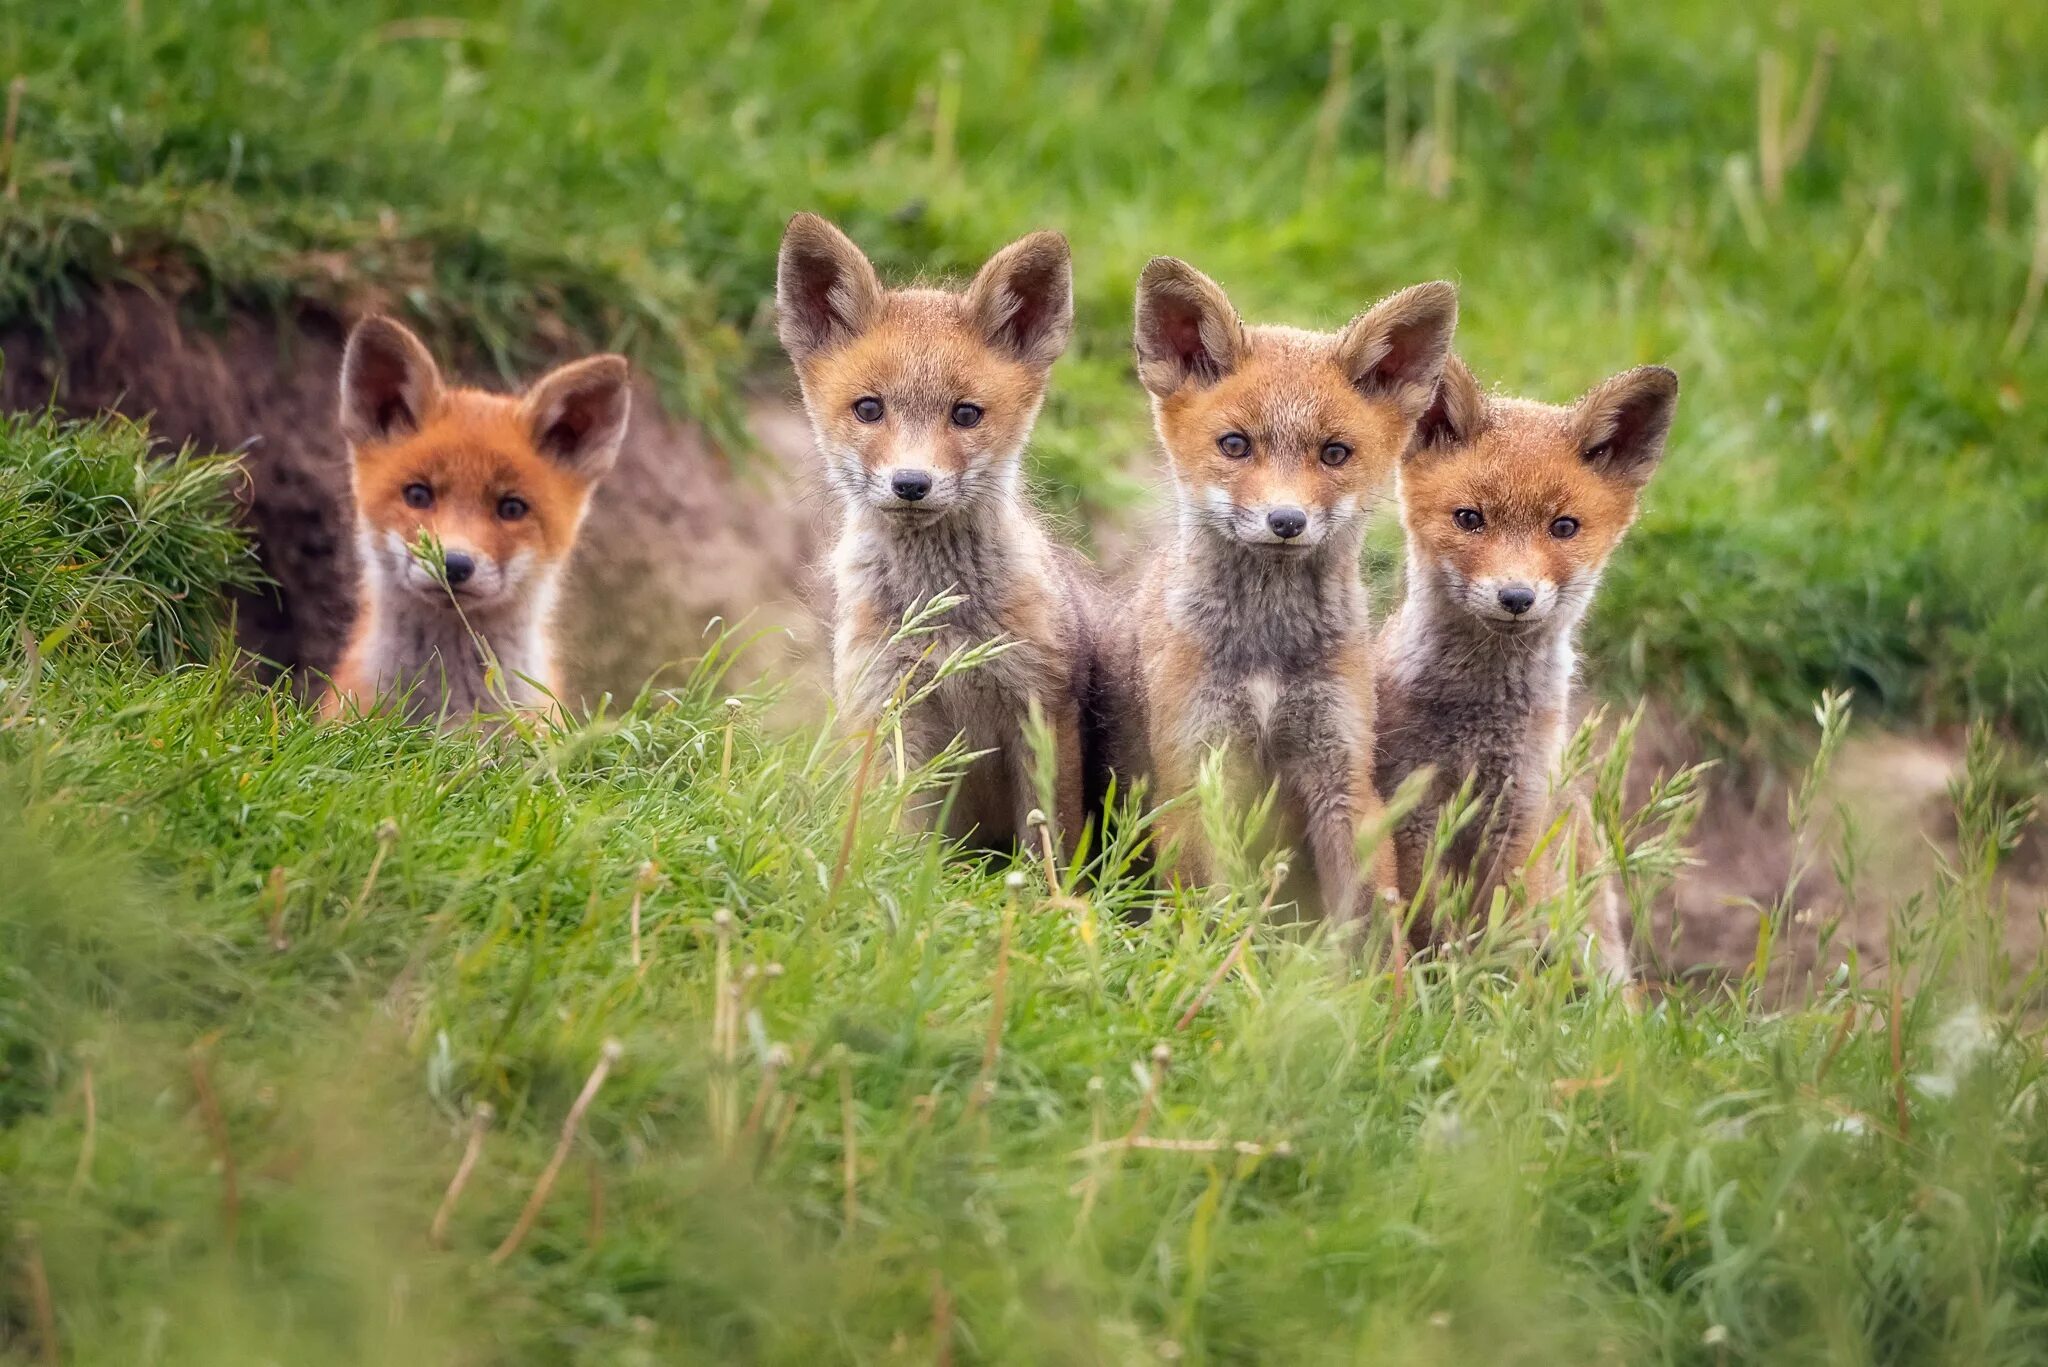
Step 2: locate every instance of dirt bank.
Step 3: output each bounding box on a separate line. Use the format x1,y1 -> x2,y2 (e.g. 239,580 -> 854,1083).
1,287 -> 823,699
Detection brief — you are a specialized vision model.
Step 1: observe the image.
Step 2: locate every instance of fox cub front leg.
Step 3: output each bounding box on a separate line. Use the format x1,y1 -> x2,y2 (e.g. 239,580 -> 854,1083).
1145,726 -> 1212,895
1278,679 -> 1392,930
1295,766 -> 1399,931
1144,720 -> 1270,900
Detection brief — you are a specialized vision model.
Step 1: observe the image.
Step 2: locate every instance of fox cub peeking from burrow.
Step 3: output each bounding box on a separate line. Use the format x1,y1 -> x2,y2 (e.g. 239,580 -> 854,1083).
322,316 -> 631,728
776,213 -> 1101,853
1375,356 -> 1679,980
1117,259 -> 1459,926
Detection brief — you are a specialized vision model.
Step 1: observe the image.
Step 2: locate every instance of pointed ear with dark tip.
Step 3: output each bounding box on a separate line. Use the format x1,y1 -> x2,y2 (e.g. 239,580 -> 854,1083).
1335,281 -> 1459,422
1572,365 -> 1679,487
339,316 -> 444,447
1133,257 -> 1244,397
522,355 -> 632,478
776,213 -> 884,364
1411,353 -> 1484,457
964,230 -> 1073,369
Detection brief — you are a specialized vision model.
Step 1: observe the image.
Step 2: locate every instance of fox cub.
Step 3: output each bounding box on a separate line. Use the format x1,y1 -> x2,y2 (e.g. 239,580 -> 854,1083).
1375,356 -> 1679,979
776,214 -> 1100,853
1119,259 -> 1459,925
322,316 -> 631,727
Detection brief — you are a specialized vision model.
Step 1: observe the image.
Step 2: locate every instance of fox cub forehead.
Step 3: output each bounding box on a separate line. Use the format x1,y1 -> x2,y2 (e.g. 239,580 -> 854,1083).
1403,357 -> 1680,536
798,292 -> 1047,422
338,315 -> 632,549
776,213 -> 1074,415
354,393 -> 583,498
1157,326 -> 1418,470
1133,259 -> 1459,476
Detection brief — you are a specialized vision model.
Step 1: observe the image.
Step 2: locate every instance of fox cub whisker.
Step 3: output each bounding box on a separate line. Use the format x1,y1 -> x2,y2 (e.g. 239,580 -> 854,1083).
1375,354 -> 1680,981
321,316 -> 631,729
776,213 -> 1108,856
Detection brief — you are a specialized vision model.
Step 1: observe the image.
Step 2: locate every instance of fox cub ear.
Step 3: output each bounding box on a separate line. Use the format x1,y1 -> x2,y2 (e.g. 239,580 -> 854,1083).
965,231 -> 1073,370
1133,257 -> 1244,397
1572,365 -> 1678,488
1412,353 -> 1484,456
339,316 -> 444,447
1336,281 -> 1458,423
776,213 -> 884,363
523,355 -> 632,479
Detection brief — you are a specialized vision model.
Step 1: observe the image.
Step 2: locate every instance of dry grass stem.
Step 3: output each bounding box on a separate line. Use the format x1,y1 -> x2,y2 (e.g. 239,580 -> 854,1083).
490,1039 -> 622,1265
429,1102 -> 494,1248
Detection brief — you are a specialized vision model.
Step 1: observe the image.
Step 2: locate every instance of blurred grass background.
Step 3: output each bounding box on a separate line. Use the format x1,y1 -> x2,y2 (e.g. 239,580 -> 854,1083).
4,3 -> 2048,1363
1,0 -> 2045,749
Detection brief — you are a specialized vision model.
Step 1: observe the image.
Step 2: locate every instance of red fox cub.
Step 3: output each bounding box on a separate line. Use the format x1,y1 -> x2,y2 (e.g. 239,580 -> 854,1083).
321,316 -> 631,727
1375,356 -> 1679,980
1119,258 -> 1459,927
775,213 -> 1100,853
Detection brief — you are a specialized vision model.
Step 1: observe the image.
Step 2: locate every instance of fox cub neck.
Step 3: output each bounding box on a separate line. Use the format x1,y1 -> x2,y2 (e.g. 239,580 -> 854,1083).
1166,501 -> 1371,674
326,316 -> 631,728
776,213 -> 1090,851
1128,257 -> 1458,924
1376,354 -> 1678,901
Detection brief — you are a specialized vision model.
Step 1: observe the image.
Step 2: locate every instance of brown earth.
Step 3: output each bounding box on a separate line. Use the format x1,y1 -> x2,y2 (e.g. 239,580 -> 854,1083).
0,287 -> 825,700
4,289 -> 2038,987
1628,717 -> 2045,993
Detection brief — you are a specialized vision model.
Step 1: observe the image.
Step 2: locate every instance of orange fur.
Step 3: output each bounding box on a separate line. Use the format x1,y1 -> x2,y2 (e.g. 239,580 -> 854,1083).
323,317 -> 630,727
1397,361 -> 1654,599
1377,356 -> 1679,980
777,214 -> 1099,853
1113,260 -> 1458,928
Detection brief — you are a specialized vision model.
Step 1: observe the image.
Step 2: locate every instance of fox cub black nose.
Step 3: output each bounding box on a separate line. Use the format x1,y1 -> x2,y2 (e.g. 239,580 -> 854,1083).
441,551 -> 476,586
1266,507 -> 1308,540
890,469 -> 933,502
1497,584 -> 1536,615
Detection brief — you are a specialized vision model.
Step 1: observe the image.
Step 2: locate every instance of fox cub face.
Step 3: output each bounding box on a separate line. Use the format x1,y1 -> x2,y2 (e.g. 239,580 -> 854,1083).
1402,357 -> 1678,630
776,213 -> 1073,517
338,317 -> 630,610
1134,260 -> 1457,553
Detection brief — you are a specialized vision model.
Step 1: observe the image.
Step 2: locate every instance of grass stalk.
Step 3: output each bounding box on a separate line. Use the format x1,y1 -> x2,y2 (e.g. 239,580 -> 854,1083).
489,1040 -> 622,1265
429,1102 -> 495,1248
15,1225 -> 58,1366
67,1057 -> 95,1199
1306,22 -> 1354,197
838,1054 -> 858,1240
186,1042 -> 240,1242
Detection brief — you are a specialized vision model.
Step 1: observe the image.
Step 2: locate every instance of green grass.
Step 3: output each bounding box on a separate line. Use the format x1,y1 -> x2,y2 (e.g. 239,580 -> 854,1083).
0,408 -> 260,665
2,0 -> 2046,748
4,6 -> 2048,1362
3,401 -> 2048,1365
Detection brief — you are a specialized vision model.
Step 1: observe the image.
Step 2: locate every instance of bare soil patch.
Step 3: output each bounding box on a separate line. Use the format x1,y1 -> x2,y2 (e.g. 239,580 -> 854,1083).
1630,717 -> 2044,991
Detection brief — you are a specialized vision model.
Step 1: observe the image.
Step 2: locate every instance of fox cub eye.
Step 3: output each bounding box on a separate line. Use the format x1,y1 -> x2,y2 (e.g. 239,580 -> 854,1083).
403,483 -> 434,510
1453,507 -> 1484,532
1319,440 -> 1352,468
852,396 -> 885,423
497,495 -> 530,522
1549,516 -> 1579,540
1217,432 -> 1251,459
950,402 -> 984,429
